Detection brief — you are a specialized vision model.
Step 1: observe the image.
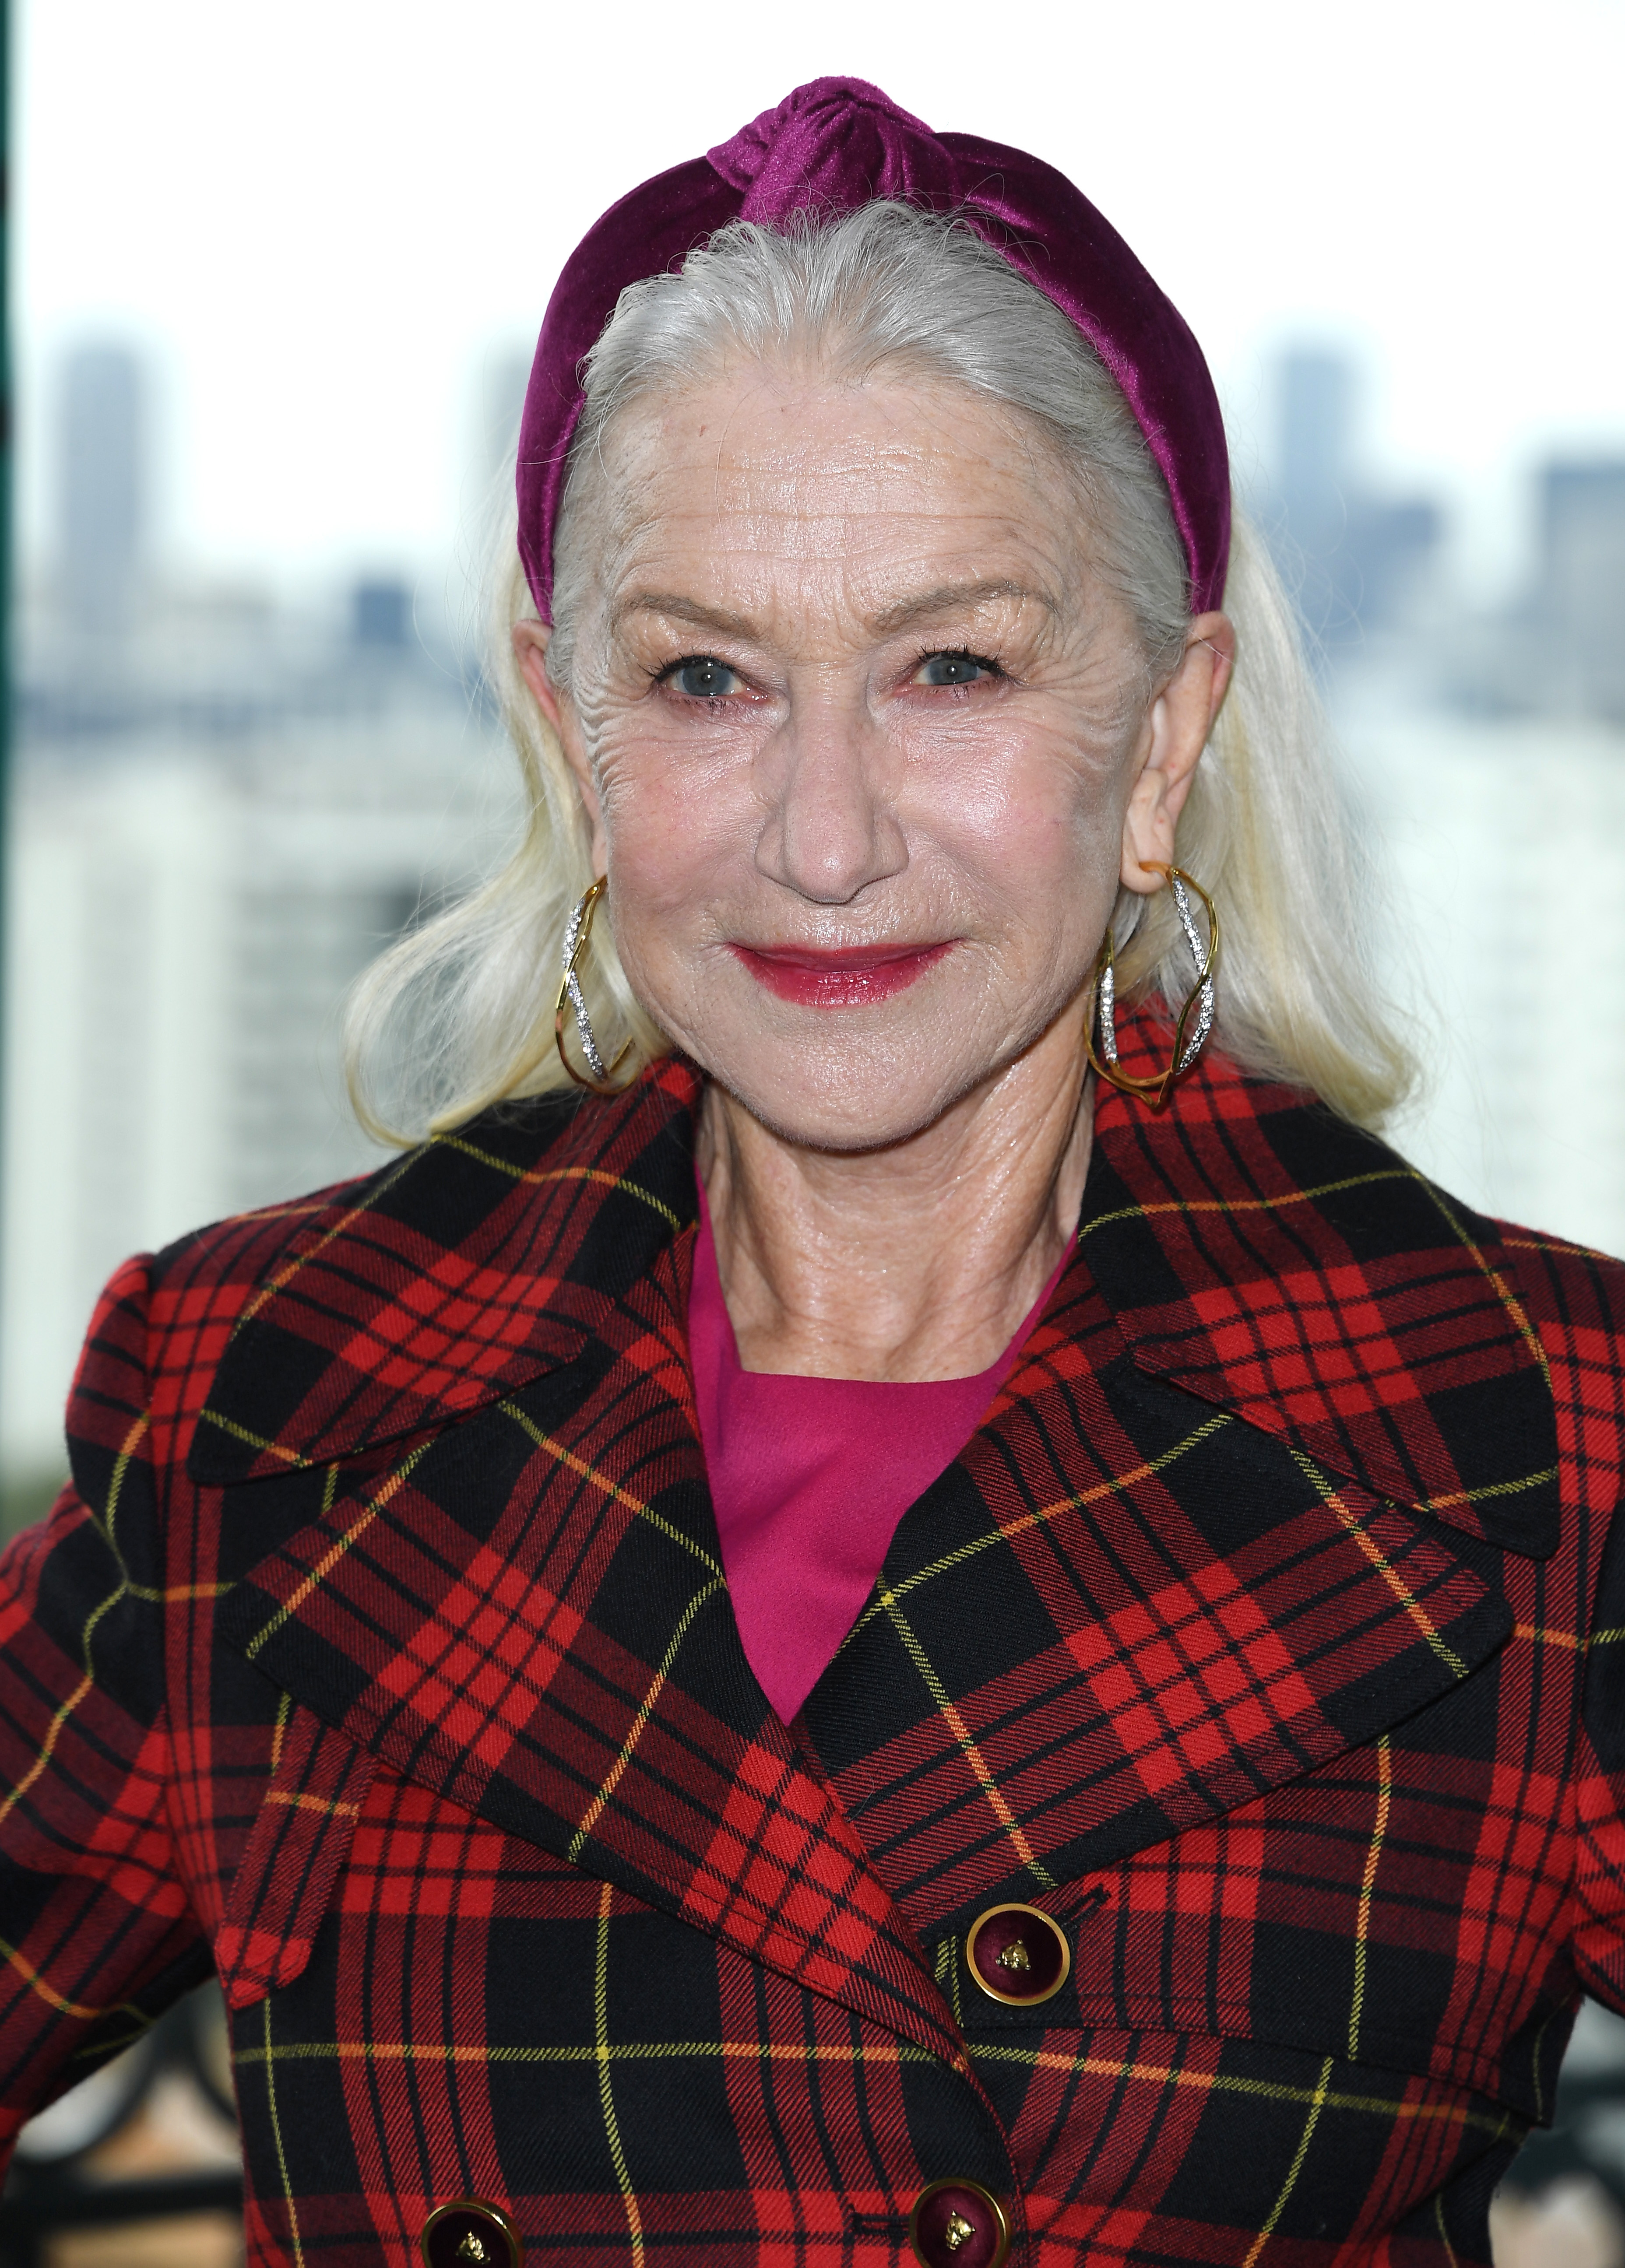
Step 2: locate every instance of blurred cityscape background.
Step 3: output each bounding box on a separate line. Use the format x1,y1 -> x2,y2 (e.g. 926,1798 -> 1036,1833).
3,4 -> 1625,2259
0,337 -> 529,1503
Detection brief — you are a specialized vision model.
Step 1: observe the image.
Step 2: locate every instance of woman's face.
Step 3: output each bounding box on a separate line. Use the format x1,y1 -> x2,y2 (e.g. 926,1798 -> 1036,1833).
537,366 -> 1203,1151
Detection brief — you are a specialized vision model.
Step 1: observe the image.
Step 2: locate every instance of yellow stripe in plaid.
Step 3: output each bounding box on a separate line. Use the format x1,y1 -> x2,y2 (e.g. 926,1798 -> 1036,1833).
197,1408 -> 312,1468
1347,1736 -> 1392,2061
1421,1181 -> 1552,1389
1423,1468 -> 1558,1516
1242,2054 -> 1333,2265
878,1583 -> 1056,1892
235,2036 -> 940,2067
500,1406 -> 722,1576
235,1147 -> 422,1329
597,1880 -> 645,2266
967,2041 -> 1510,2140
845,1411 -> 1231,1644
86,1410 -> 150,1554
1077,1169 -> 1419,1240
1288,1452 -> 1467,1678
0,1931 -> 151,2025
437,1139 -> 687,1232
0,1452 -> 147,1832
241,1446 -> 432,1661
1435,2191 -> 1463,2268
262,1995 -> 307,2268
568,1578 -> 724,1864
264,1789 -> 364,1819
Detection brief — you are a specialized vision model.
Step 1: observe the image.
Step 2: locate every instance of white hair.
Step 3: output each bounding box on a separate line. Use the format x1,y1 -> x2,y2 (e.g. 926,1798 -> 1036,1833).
347,204 -> 1413,1139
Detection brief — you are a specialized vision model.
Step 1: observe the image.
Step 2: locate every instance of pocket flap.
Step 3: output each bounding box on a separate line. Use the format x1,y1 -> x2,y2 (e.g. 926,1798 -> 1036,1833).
217,1703 -> 376,2011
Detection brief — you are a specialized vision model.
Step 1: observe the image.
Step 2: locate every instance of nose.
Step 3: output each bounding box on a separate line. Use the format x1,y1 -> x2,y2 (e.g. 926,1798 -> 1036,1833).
752,689 -> 907,905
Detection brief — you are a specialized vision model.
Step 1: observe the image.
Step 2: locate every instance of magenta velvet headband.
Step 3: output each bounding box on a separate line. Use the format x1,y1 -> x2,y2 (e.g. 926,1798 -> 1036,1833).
516,77 -> 1230,624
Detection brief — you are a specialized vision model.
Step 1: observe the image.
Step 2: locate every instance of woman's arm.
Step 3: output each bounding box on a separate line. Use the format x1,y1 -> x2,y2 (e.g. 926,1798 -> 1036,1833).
1575,1502 -> 1625,2012
0,1260 -> 210,2158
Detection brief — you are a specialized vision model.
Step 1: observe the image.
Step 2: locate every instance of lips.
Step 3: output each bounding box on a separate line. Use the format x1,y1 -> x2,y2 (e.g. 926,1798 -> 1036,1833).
729,940 -> 954,1007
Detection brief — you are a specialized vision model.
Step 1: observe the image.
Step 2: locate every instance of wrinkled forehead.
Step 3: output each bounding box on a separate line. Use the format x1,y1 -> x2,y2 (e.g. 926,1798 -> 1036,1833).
572,367 -> 1097,641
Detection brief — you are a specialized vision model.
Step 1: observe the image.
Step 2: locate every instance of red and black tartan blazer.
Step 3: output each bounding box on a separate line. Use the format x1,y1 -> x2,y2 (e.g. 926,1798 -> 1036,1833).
3,1008 -> 1624,2268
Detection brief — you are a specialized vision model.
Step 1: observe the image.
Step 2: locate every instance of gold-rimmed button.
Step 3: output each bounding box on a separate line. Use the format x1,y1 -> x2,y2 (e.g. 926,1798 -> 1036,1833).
965,1902 -> 1070,2006
909,2178 -> 1011,2268
420,2198 -> 524,2268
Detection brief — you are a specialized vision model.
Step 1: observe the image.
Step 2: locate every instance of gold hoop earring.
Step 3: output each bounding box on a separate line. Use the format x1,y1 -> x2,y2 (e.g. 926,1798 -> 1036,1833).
1086,863 -> 1219,1110
554,878 -> 634,1095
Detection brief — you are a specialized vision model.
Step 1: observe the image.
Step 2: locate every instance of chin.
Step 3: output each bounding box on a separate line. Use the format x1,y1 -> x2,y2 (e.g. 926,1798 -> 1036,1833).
693,1029 -> 1003,1155
722,1082 -> 970,1156
656,961 -> 1089,1150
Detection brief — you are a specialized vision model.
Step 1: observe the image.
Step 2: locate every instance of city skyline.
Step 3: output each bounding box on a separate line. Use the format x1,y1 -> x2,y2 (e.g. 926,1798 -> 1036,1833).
15,0 -> 1625,603
26,333 -> 1624,735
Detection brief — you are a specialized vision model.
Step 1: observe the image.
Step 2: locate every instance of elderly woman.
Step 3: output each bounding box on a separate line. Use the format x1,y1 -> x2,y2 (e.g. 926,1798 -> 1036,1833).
1,77 -> 1621,2268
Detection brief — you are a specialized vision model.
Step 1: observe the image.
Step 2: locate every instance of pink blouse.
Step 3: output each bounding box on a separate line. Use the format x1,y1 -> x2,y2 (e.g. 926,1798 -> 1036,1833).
689,1185 -> 1074,1722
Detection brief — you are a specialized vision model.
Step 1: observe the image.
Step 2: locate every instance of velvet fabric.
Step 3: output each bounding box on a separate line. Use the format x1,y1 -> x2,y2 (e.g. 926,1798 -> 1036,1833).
516,77 -> 1230,623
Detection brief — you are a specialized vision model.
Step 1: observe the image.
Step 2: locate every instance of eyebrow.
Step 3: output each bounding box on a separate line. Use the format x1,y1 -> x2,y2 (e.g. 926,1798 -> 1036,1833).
609,592 -> 759,640
610,578 -> 1057,645
865,579 -> 1059,636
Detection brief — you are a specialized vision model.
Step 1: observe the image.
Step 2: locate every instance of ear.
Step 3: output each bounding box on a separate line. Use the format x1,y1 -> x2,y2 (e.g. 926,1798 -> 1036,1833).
1120,611 -> 1235,894
512,618 -> 607,868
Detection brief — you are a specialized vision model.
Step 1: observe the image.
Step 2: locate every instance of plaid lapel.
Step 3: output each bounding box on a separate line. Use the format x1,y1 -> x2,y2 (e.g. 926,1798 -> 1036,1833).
206,1015 -> 1553,2038
1080,1012 -> 1559,1556
212,1085 -> 959,2064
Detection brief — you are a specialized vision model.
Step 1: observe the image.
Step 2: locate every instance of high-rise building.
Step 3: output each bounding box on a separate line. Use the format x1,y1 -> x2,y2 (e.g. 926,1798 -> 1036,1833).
57,344 -> 146,632
352,577 -> 412,649
1536,461 -> 1625,721
0,704 -> 517,1487
1277,348 -> 1354,563
1270,348 -> 1441,649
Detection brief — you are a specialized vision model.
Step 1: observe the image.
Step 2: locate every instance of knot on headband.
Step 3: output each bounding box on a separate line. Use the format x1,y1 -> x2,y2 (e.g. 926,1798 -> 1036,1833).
707,77 -> 945,212
516,78 -> 1230,624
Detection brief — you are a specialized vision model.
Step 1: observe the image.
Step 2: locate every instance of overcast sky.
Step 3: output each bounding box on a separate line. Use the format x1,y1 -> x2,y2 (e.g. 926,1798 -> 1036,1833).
17,0 -> 1625,605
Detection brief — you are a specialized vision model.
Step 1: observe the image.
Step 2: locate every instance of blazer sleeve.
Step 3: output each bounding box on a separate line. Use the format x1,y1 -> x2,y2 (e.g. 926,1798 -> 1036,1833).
0,1255 -> 211,2156
1575,1495 -> 1625,2012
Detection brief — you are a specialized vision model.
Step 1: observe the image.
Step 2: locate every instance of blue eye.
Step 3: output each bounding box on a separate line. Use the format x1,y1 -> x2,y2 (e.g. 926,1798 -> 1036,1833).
917,651 -> 996,687
668,656 -> 740,699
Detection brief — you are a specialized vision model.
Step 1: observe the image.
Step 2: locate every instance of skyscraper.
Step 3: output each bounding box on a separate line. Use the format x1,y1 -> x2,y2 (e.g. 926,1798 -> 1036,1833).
1536,461 -> 1625,720
1270,347 -> 1440,649
57,344 -> 145,631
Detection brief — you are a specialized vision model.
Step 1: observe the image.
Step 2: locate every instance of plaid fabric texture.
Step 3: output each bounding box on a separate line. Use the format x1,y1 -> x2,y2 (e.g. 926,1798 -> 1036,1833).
3,1015 -> 1623,2268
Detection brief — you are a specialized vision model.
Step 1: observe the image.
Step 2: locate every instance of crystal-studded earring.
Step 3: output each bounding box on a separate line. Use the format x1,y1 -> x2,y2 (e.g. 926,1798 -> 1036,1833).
1087,864 -> 1219,1109
553,878 -> 633,1094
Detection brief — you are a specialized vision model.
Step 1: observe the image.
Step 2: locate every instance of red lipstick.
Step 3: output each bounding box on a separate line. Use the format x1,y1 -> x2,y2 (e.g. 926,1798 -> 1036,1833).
730,940 -> 953,1007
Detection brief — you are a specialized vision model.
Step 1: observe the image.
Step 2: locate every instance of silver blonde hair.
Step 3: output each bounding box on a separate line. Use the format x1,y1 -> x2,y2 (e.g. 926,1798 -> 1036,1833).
347,204 -> 1413,1139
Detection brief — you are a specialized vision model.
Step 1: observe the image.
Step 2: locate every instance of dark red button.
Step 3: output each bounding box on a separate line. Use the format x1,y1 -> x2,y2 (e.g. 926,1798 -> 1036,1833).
965,1902 -> 1070,2006
420,2198 -> 524,2268
909,2178 -> 1010,2268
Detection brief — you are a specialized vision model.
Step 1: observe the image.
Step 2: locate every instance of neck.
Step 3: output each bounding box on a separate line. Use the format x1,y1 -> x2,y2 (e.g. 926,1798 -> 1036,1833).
695,1015 -> 1093,1380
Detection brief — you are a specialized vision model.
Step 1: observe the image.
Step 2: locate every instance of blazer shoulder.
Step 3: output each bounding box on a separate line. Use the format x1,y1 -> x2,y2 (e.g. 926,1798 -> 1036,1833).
1487,1210 -> 1625,1338
1089,1069 -> 1576,1554
144,1093 -> 587,1337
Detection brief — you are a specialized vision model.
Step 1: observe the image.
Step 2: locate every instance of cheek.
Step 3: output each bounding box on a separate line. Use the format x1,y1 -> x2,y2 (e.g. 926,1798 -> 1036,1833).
918,723 -> 1129,921
593,734 -> 745,924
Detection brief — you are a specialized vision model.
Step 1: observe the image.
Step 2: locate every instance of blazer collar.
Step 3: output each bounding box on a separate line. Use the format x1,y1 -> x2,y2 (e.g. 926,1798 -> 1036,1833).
193,1018 -> 1558,1556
